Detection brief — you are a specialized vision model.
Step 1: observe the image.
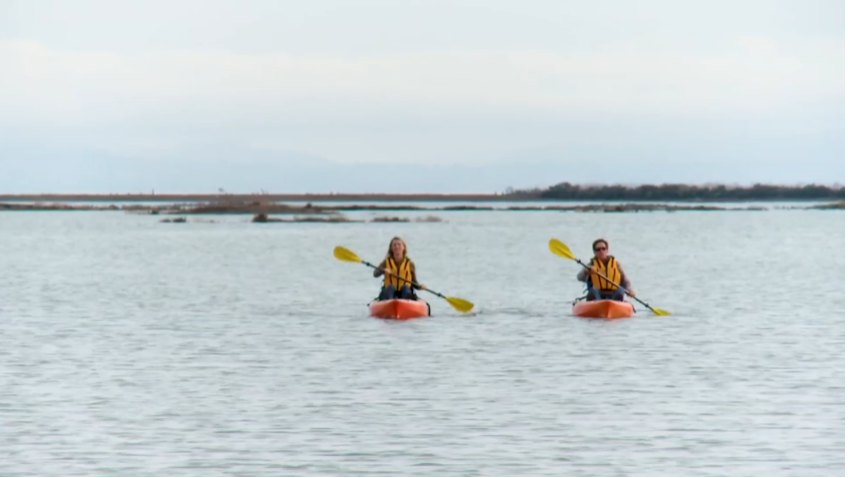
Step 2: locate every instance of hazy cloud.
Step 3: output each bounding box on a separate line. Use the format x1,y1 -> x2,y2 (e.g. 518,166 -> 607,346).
1,35 -> 842,124
0,0 -> 843,190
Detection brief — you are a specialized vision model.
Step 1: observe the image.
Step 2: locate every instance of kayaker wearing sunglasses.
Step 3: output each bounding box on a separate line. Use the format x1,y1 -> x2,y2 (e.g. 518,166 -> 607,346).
373,236 -> 427,300
576,238 -> 635,301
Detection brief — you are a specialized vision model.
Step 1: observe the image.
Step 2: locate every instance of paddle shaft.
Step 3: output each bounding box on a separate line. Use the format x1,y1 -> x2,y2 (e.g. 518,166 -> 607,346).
361,260 -> 448,300
575,258 -> 656,311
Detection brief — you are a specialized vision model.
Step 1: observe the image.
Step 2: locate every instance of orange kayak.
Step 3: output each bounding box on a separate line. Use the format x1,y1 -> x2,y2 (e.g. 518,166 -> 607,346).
369,299 -> 431,320
572,299 -> 635,319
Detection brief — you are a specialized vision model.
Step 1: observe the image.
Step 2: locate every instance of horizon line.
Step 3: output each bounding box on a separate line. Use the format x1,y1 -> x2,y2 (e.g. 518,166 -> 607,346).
1,184 -> 844,204
1,180 -> 845,197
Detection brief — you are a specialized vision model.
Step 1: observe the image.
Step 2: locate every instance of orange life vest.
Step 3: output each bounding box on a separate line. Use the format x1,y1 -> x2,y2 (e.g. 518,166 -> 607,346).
589,256 -> 622,291
383,256 -> 413,289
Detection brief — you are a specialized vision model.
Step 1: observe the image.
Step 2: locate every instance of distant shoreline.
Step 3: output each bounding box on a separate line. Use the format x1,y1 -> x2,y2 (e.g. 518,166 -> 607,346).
0,190 -> 844,204
7,193 -> 515,203
1,200 -> 843,213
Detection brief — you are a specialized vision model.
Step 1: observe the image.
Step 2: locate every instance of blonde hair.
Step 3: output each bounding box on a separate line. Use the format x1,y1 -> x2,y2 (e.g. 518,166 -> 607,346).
386,236 -> 408,260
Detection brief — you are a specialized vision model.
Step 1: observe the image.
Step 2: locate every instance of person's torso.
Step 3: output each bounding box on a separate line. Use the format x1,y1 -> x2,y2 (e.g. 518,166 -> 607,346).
589,256 -> 621,290
384,256 -> 413,288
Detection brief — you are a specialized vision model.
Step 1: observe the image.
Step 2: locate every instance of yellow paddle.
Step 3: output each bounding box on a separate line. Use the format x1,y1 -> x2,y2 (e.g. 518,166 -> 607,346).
548,238 -> 671,316
333,245 -> 475,313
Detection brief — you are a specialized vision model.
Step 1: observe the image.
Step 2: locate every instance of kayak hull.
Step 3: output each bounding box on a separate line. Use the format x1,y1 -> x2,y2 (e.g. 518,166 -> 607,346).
369,299 -> 431,320
572,299 -> 635,319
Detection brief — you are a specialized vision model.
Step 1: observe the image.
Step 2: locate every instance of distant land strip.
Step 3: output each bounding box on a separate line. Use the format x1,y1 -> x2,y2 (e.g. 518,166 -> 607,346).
1,201 -> 843,214
0,182 -> 843,203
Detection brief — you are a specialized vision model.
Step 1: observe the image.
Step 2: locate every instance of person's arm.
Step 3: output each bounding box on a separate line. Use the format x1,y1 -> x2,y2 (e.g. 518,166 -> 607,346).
617,262 -> 633,293
373,258 -> 387,278
409,261 -> 426,290
577,262 -> 631,290
409,261 -> 419,289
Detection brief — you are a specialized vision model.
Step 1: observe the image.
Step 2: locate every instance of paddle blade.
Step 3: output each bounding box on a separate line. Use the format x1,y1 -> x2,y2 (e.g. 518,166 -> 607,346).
548,238 -> 576,261
650,306 -> 671,316
446,296 -> 475,313
333,245 -> 362,263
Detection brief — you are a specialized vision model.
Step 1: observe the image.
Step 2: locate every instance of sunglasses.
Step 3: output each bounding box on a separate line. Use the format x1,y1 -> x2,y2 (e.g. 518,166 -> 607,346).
594,246 -> 607,251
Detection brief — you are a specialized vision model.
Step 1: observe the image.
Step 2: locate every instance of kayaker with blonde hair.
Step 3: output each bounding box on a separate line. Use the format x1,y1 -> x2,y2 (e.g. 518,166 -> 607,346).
576,238 -> 635,301
373,236 -> 427,300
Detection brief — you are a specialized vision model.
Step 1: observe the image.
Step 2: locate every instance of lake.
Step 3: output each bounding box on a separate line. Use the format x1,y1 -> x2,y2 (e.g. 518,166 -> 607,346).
1,207 -> 844,476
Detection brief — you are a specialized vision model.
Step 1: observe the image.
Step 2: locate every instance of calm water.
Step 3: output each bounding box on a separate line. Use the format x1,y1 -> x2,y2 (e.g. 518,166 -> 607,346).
1,208 -> 844,476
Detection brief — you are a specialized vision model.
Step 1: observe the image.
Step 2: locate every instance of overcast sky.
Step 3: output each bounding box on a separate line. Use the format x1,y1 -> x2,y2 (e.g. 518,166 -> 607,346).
0,0 -> 844,192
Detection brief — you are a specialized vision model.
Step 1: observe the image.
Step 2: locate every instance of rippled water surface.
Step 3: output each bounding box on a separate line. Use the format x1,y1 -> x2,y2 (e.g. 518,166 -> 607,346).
1,208 -> 844,476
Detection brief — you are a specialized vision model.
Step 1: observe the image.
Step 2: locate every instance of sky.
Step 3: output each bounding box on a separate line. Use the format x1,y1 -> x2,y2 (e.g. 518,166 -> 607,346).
0,0 -> 844,193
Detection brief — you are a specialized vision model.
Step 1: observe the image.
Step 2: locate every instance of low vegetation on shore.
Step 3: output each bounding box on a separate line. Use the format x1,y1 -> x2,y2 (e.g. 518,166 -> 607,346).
159,213 -> 448,224
1,184 -> 843,219
250,212 -> 363,223
506,182 -> 845,201
2,199 -> 844,215
1,182 -> 843,204
371,215 -> 444,222
802,201 -> 846,210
